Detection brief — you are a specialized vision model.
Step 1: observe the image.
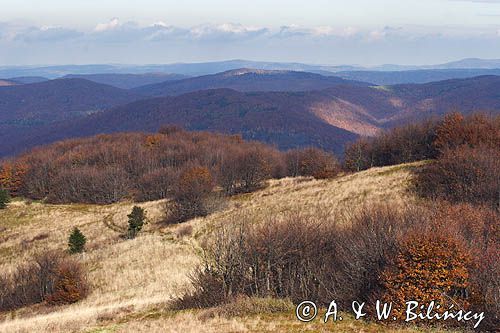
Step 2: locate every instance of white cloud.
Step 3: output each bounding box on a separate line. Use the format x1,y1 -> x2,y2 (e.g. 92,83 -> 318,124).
3,24 -> 82,42
188,23 -> 268,40
2,19 -> 500,66
94,18 -> 120,32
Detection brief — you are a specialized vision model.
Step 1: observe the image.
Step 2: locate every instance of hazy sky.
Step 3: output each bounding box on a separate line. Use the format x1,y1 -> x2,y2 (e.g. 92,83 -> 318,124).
1,0 -> 500,66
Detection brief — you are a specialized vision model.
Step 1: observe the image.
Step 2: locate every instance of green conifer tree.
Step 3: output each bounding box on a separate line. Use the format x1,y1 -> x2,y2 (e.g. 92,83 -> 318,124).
68,227 -> 86,254
127,206 -> 146,239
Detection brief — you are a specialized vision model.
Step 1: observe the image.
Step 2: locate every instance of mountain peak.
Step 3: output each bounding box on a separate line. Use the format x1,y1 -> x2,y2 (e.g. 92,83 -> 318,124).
221,68 -> 286,77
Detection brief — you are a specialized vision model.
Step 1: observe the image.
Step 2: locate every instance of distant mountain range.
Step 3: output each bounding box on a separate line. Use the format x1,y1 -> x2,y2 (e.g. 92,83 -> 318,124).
2,58 -> 500,79
2,73 -> 500,158
63,73 -> 189,89
0,78 -> 143,157
335,68 -> 500,85
133,69 -> 371,96
8,76 -> 49,84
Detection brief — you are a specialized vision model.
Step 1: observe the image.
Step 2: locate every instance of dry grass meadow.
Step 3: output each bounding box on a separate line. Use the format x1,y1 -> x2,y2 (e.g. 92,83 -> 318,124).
0,162 -> 458,333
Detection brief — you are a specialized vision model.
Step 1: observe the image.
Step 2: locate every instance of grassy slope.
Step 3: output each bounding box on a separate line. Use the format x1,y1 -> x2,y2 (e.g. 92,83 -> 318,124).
0,162 -> 454,333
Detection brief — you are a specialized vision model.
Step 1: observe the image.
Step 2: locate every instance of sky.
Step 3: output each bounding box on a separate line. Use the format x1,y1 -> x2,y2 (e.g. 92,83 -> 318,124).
1,0 -> 500,66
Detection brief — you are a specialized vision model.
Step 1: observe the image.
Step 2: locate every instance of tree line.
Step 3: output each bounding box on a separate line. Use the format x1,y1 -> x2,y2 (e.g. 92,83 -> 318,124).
0,126 -> 340,205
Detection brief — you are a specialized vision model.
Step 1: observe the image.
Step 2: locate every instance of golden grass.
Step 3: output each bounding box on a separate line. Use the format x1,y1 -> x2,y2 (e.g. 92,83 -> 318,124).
0,162 -> 446,333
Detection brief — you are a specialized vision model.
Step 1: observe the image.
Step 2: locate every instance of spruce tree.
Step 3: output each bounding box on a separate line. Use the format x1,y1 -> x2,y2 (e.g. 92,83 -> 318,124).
68,227 -> 86,254
0,188 -> 11,209
127,206 -> 146,239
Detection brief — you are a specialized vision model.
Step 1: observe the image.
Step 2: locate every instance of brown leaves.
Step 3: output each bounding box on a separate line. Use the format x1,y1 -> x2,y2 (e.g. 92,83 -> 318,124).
380,233 -> 472,322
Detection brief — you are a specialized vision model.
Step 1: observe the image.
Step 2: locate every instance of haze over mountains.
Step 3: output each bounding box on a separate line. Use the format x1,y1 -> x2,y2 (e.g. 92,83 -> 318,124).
2,64 -> 500,158
133,69 -> 370,96
3,58 -> 500,79
0,78 -> 142,156
63,73 -> 189,89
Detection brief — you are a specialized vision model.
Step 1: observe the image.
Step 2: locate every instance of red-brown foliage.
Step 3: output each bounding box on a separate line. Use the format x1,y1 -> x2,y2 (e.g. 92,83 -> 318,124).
343,112 -> 500,171
285,147 -> 340,179
434,112 -> 500,151
7,129 -> 328,204
343,119 -> 439,171
178,203 -> 498,329
379,233 -> 471,323
46,259 -> 89,305
0,161 -> 27,196
168,166 -> 215,223
0,252 -> 88,311
9,129 -> 339,204
415,145 -> 500,208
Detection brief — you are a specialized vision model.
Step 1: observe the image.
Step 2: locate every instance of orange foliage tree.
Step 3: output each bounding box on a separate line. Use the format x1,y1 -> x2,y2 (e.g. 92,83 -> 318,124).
379,233 -> 472,323
0,162 -> 27,196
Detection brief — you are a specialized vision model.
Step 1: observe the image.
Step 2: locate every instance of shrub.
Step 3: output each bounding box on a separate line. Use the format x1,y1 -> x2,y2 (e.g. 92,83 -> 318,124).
0,162 -> 27,196
0,188 -> 10,209
175,224 -> 193,238
414,145 -> 500,209
0,252 -> 88,311
172,268 -> 227,309
378,233 -> 471,323
168,166 -> 214,223
343,113 -> 500,172
175,205 -> 422,309
343,119 -> 438,171
127,206 -> 146,239
68,227 -> 86,254
46,259 -> 89,305
434,112 -> 500,152
218,145 -> 280,194
285,147 -> 340,179
176,202 -> 498,329
431,203 -> 500,330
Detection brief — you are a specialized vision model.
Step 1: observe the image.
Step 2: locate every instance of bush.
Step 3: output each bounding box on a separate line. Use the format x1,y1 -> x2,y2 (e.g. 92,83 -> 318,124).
0,188 -> 10,209
168,166 -> 214,223
68,227 -> 86,254
0,252 -> 88,311
46,259 -> 89,305
175,224 -> 193,238
414,145 -> 500,209
0,162 -> 27,196
434,112 -> 500,152
176,203 -> 498,330
218,145 -> 281,194
175,205 -> 422,309
343,112 -> 500,172
286,147 -> 340,179
378,233 -> 471,323
343,119 -> 438,171
127,206 -> 146,239
431,203 -> 499,330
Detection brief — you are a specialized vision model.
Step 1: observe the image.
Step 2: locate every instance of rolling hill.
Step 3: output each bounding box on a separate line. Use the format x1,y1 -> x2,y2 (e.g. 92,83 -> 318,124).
0,78 -> 142,124
0,78 -> 144,157
63,73 -> 189,89
2,58 -> 500,78
0,163 -> 423,333
336,68 -> 500,85
3,74 -> 500,158
133,68 -> 372,96
5,89 -> 359,157
8,76 -> 49,84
